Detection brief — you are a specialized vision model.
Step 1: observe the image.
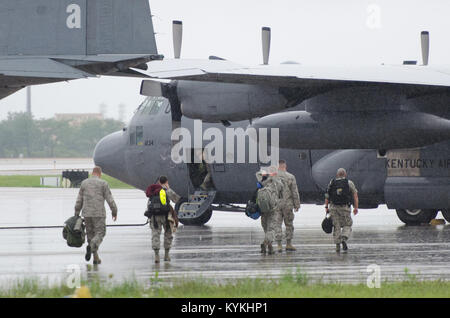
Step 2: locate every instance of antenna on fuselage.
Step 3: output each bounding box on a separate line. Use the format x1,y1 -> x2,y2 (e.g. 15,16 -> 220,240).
421,31 -> 429,66
173,20 -> 183,59
262,27 -> 271,65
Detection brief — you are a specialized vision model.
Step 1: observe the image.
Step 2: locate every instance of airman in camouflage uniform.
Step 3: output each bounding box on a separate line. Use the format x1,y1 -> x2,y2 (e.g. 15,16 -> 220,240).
256,166 -> 284,255
276,160 -> 301,252
146,176 -> 180,263
324,168 -> 359,252
75,166 -> 117,265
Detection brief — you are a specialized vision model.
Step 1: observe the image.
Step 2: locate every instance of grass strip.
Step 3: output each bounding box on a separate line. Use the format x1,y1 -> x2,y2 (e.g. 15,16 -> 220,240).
1,270 -> 450,298
0,174 -> 134,189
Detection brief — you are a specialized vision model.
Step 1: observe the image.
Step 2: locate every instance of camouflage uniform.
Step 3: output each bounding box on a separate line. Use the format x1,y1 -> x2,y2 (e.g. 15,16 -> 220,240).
325,177 -> 358,244
256,171 -> 284,246
150,186 -> 180,250
276,170 -> 301,243
74,176 -> 117,253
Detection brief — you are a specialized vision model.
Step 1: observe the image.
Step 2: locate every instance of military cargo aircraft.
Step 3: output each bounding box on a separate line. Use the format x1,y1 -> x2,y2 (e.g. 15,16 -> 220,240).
94,21 -> 450,226
0,0 -> 161,100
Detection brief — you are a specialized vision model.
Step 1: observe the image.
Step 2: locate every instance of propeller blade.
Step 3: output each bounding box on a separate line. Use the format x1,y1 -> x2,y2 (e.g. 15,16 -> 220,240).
421,31 -> 429,66
173,20 -> 183,59
262,27 -> 271,65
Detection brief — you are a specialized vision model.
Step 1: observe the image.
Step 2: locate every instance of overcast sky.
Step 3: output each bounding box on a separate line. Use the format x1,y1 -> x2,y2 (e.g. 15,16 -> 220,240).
0,0 -> 449,122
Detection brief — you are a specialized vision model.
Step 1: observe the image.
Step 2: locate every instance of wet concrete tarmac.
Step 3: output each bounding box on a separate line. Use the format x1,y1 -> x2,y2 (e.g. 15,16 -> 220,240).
1,188 -> 450,286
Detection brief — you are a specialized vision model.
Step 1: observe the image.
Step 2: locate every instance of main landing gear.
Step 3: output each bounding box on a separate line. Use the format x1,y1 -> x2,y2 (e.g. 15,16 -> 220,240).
395,209 -> 438,225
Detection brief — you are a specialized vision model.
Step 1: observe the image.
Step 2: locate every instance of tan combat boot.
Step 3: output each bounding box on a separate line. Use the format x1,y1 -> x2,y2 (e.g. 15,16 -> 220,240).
277,241 -> 283,253
93,252 -> 101,265
267,243 -> 274,255
154,249 -> 160,263
260,242 -> 266,254
286,240 -> 297,251
164,249 -> 171,262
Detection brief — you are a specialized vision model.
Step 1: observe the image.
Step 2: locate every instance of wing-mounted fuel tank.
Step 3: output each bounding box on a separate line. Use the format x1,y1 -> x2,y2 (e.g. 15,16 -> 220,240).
311,150 -> 386,208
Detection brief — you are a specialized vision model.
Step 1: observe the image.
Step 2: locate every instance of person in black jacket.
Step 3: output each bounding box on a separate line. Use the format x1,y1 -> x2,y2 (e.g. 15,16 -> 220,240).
324,168 -> 359,252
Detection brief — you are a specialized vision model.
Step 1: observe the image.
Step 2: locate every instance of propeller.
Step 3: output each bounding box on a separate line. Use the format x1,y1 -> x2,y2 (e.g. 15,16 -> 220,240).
173,20 -> 183,59
421,31 -> 429,66
262,27 -> 271,65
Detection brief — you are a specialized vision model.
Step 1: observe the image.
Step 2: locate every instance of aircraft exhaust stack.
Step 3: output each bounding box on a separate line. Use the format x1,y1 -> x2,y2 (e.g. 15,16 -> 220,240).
173,20 -> 183,59
421,31 -> 429,66
262,27 -> 271,65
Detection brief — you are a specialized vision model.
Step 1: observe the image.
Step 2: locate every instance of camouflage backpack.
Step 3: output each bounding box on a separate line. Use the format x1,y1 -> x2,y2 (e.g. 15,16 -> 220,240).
62,216 -> 86,248
256,186 -> 277,214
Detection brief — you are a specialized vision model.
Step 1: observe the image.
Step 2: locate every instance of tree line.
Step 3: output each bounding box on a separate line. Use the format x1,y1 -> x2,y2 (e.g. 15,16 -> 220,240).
0,112 -> 124,158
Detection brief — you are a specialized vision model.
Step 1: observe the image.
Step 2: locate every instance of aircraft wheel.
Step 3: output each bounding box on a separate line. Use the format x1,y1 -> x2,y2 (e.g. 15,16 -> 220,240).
441,209 -> 450,223
396,209 -> 438,225
175,198 -> 213,226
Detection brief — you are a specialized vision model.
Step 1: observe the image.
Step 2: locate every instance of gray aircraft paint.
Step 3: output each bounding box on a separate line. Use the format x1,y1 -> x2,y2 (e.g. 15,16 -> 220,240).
94,95 -> 450,212
0,0 -> 160,100
0,0 -> 157,55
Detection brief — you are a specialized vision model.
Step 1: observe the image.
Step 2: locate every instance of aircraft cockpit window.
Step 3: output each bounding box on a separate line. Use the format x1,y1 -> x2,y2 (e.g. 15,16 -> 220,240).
148,100 -> 165,116
137,98 -> 166,116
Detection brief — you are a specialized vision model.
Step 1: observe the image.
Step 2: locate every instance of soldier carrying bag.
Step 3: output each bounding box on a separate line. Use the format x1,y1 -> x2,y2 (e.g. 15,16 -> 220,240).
62,215 -> 86,248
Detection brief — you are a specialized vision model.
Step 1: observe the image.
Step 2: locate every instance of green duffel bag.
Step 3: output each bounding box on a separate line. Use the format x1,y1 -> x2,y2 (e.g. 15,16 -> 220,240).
62,216 -> 86,248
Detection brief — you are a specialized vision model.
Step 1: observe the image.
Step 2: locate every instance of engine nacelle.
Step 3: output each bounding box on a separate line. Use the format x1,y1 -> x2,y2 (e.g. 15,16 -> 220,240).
140,80 -> 288,122
177,81 -> 288,122
251,110 -> 450,150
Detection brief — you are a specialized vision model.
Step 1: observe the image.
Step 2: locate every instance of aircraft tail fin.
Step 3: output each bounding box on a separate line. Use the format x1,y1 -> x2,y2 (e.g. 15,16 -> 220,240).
0,0 -> 158,56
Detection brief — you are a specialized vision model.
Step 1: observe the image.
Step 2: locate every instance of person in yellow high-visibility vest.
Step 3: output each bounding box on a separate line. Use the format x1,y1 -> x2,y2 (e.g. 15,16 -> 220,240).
145,176 -> 180,263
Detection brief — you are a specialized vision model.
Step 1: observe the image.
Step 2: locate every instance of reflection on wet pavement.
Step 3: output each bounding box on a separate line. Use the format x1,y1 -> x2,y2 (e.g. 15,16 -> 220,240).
1,188 -> 450,285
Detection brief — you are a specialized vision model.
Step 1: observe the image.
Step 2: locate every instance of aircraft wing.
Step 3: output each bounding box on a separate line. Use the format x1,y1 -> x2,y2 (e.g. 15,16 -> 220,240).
144,59 -> 450,92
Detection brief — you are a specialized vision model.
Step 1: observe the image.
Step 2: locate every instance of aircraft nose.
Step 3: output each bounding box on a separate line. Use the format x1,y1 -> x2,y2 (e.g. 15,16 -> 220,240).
93,131 -> 126,180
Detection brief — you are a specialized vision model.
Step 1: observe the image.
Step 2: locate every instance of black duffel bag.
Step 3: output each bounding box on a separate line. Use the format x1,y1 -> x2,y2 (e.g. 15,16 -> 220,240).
321,213 -> 333,234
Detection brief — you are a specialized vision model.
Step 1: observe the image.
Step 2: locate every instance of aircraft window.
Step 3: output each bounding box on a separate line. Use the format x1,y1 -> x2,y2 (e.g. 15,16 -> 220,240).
136,126 -> 144,146
135,98 -> 149,114
129,128 -> 136,145
148,100 -> 164,115
140,98 -> 153,115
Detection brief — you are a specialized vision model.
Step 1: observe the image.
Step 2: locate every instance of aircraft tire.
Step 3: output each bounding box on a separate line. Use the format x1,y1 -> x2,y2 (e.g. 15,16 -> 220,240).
441,209 -> 450,223
175,198 -> 213,226
396,209 -> 438,225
